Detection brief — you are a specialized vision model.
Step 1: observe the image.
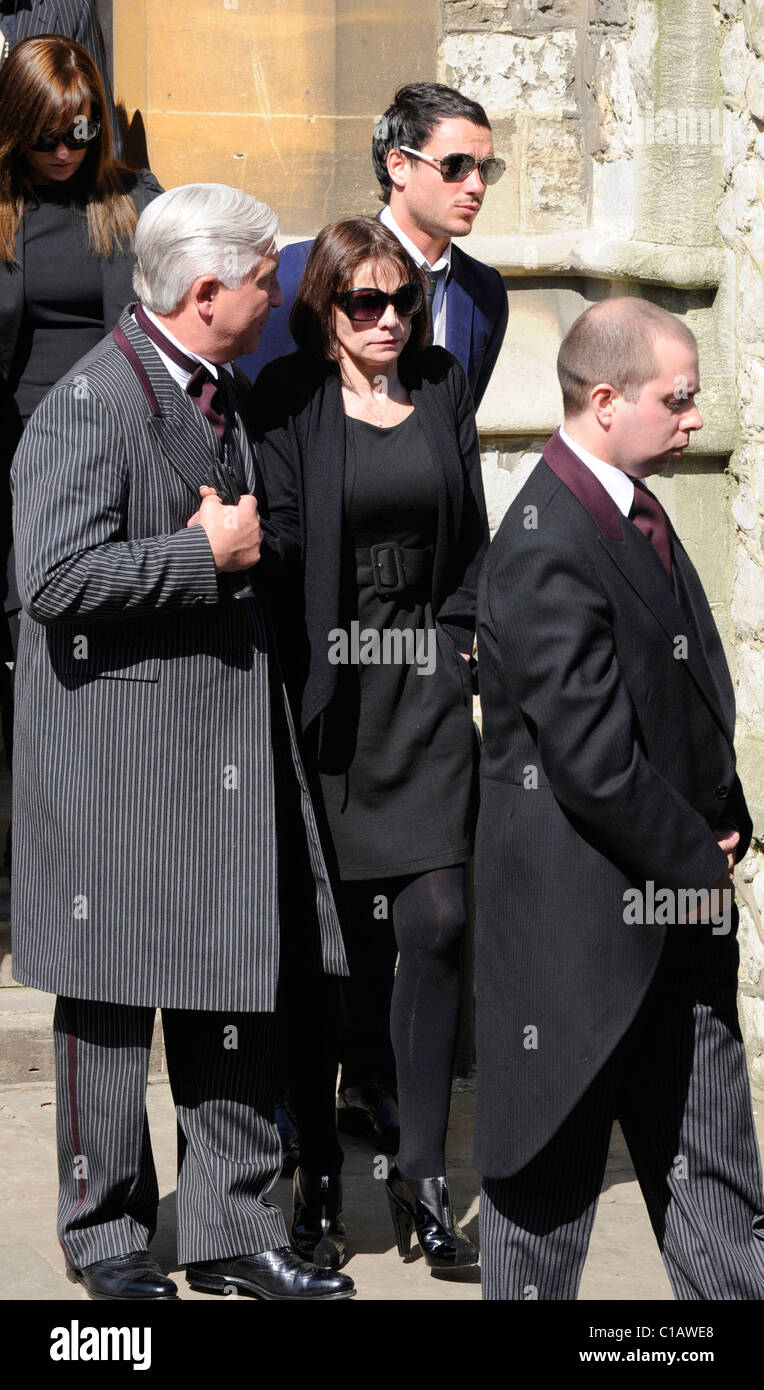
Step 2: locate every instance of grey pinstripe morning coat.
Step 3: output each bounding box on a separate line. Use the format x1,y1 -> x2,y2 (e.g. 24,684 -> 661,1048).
10,306 -> 347,1011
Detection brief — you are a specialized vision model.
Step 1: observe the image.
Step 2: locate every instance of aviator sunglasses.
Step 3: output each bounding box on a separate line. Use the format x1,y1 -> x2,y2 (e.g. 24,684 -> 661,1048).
30,116 -> 101,152
336,280 -> 424,322
399,145 -> 506,186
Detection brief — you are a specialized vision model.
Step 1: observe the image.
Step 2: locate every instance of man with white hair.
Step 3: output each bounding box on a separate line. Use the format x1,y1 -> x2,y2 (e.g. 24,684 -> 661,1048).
11,183 -> 355,1301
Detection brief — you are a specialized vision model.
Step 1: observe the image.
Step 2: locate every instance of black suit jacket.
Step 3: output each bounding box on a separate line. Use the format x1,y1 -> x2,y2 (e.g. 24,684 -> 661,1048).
249,345 -> 489,745
3,1 -> 122,155
474,429 -> 752,1177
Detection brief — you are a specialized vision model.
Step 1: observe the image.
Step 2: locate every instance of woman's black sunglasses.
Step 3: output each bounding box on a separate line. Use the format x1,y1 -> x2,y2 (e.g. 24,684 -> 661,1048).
336,281 -> 424,322
30,117 -> 101,152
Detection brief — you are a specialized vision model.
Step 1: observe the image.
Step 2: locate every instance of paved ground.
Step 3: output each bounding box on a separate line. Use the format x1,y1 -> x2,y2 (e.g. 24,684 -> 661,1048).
4,1069 -> 762,1302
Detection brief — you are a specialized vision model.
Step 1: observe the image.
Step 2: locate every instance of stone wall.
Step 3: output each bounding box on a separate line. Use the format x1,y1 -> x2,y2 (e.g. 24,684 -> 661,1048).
717,0 -> 764,1088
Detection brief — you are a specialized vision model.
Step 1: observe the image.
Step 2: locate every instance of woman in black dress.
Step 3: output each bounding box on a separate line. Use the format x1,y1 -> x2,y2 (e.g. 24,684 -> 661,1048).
253,217 -> 489,1272
0,35 -> 162,757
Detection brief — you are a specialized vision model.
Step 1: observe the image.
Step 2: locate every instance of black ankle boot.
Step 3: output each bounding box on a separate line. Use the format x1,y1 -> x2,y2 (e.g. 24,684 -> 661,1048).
385,1164 -> 478,1269
291,1169 -> 346,1270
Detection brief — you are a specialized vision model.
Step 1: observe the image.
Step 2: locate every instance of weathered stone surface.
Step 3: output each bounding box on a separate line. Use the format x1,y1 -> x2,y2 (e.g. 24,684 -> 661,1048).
743,0 -> 764,59
738,994 -> 764,1087
746,61 -> 764,118
733,542 -> 764,639
442,0 -> 583,34
525,116 -> 587,227
591,36 -> 638,161
720,19 -> 754,98
442,30 -> 578,111
593,0 -> 631,24
735,642 -> 764,724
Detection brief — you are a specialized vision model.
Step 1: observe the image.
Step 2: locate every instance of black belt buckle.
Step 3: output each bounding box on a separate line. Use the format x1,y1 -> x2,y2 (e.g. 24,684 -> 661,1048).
370,541 -> 406,597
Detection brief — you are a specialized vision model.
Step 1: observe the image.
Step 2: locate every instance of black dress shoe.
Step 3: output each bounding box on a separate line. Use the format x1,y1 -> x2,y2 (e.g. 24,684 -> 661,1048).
385,1165 -> 479,1269
337,1076 -> 400,1154
185,1248 -> 355,1300
291,1168 -> 346,1269
66,1251 -> 179,1300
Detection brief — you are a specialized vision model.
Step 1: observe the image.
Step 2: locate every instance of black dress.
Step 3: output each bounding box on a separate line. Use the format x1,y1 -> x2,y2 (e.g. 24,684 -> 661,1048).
317,410 -> 475,880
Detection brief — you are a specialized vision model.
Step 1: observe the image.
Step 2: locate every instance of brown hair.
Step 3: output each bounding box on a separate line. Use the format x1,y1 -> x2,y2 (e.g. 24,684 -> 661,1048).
0,35 -> 139,264
557,298 -> 698,417
290,216 -> 429,364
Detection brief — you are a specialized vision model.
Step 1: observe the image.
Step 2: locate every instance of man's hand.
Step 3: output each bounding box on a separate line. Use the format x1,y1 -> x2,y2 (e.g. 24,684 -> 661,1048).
679,825 -> 739,924
715,825 -> 739,881
187,486 -> 261,571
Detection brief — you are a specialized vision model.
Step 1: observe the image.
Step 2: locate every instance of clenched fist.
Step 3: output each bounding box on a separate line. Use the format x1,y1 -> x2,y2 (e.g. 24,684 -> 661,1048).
187,486 -> 262,571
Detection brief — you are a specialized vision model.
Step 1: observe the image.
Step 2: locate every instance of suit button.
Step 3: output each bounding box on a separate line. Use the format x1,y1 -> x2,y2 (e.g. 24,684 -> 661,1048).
715,784 -> 729,799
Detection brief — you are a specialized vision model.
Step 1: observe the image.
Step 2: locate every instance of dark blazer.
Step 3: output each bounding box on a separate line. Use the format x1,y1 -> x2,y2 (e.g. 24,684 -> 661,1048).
239,235 -> 508,410
3,0 -> 122,156
249,345 -> 489,743
10,305 -> 346,1010
474,428 -> 752,1178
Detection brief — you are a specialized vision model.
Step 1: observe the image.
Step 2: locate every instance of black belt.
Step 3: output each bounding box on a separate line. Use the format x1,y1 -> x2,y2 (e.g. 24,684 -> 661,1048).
355,542 -> 433,597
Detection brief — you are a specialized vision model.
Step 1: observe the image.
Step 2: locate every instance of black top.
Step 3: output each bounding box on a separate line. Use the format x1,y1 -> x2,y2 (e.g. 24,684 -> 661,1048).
317,410 -> 475,879
12,182 -> 104,421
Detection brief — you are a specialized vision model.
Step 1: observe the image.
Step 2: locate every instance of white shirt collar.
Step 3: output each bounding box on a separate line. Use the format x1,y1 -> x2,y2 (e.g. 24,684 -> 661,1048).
140,306 -> 234,388
559,426 -> 635,517
379,204 -> 452,275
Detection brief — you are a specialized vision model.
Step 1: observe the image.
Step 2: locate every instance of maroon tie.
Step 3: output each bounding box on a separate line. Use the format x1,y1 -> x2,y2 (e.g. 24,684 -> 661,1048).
134,303 -> 229,440
630,479 -> 672,575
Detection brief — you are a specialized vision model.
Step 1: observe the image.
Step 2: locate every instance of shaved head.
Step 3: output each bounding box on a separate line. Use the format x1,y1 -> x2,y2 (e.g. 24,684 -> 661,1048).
557,298 -> 698,418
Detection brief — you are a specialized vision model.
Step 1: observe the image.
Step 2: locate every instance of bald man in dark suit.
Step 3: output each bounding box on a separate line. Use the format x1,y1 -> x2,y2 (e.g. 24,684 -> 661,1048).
475,298 -> 764,1300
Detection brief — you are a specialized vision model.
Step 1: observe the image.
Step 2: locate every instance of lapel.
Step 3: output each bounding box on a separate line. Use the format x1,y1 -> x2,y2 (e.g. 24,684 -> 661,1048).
444,248 -> 475,376
542,429 -> 732,742
115,307 -> 227,501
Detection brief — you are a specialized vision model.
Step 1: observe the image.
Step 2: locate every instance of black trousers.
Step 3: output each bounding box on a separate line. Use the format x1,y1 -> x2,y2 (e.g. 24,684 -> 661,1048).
54,997 -> 287,1268
480,930 -> 764,1300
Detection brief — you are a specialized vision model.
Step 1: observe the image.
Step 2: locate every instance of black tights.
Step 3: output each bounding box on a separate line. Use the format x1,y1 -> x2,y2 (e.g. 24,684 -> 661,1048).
284,864 -> 467,1177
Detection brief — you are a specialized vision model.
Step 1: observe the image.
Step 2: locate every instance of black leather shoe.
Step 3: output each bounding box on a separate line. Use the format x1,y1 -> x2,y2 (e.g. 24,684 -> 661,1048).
66,1251 -> 179,1300
291,1168 -> 346,1269
337,1076 -> 400,1154
385,1165 -> 479,1269
185,1248 -> 355,1300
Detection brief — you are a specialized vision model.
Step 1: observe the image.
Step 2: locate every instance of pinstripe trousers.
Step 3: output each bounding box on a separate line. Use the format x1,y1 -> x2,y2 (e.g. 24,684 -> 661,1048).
480,930 -> 764,1300
54,997 -> 288,1268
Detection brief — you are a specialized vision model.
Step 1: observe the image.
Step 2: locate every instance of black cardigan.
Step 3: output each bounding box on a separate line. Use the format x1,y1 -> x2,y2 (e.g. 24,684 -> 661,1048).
250,345 -> 489,740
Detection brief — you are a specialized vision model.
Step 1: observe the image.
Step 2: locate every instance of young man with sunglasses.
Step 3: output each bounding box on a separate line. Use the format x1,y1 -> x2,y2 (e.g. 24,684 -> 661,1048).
238,82 -> 508,411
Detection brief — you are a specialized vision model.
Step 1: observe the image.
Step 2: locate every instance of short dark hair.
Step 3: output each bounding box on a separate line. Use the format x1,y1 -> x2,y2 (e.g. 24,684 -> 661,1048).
557,299 -> 699,417
372,82 -> 492,204
290,216 -> 429,364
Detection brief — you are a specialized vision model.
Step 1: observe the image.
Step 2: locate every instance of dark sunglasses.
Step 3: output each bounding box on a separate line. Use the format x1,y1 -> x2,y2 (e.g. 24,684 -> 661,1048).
399,145 -> 506,186
30,117 -> 101,152
336,281 -> 424,322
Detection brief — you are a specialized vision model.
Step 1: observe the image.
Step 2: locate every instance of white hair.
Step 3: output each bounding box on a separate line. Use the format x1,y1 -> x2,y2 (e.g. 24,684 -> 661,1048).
133,183 -> 279,314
